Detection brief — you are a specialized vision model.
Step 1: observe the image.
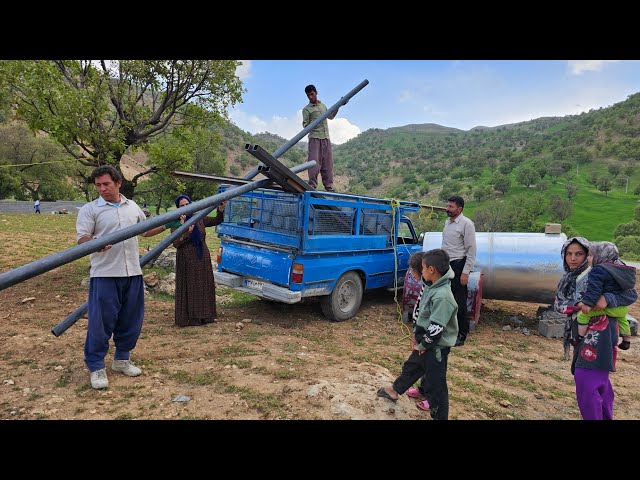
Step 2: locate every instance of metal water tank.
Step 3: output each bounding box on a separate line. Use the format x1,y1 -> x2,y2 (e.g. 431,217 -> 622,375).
423,232 -> 567,303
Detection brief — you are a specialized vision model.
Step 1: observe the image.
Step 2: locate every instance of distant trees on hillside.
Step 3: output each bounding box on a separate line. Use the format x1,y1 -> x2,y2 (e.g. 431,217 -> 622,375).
0,60 -> 243,199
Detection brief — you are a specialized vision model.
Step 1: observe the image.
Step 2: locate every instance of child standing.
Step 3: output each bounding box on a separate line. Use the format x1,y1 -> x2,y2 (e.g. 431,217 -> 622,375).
577,241 -> 637,350
377,249 -> 458,420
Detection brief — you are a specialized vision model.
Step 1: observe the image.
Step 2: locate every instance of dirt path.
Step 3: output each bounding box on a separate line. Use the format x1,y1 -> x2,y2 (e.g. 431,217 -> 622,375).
1,266 -> 638,420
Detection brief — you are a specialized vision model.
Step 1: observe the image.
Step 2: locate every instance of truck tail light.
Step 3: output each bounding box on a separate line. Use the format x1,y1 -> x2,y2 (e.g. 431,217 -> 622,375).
217,247 -> 223,265
291,263 -> 304,284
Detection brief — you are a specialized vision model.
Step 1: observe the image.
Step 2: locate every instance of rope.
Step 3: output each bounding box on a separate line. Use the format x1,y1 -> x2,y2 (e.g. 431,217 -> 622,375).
0,158 -> 80,168
390,198 -> 413,344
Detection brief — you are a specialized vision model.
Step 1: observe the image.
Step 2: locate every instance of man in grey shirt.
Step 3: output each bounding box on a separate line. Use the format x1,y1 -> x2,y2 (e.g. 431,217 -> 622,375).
441,195 -> 476,346
76,165 -> 164,389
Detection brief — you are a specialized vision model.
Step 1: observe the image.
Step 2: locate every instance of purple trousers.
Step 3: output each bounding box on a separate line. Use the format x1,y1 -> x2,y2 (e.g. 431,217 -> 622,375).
574,367 -> 614,420
307,138 -> 334,191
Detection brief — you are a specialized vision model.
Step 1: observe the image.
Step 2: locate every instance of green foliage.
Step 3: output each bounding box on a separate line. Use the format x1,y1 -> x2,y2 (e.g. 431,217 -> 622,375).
614,235 -> 640,261
0,60 -> 244,198
492,174 -> 511,195
614,220 -> 640,238
0,123 -> 79,200
597,178 -> 612,196
549,194 -> 572,222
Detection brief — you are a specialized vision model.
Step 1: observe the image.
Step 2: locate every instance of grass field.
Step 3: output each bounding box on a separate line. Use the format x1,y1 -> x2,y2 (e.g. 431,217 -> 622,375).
464,167 -> 638,241
0,212 -> 222,273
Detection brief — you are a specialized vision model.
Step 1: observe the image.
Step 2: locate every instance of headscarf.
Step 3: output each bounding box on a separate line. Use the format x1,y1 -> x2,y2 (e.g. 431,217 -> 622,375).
589,241 -> 620,266
554,236 -> 591,315
175,195 -> 203,259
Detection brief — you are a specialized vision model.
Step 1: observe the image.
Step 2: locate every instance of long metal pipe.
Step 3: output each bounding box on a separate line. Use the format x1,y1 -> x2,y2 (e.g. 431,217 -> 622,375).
0,161 -> 317,292
49,161 -> 316,336
243,79 -> 369,180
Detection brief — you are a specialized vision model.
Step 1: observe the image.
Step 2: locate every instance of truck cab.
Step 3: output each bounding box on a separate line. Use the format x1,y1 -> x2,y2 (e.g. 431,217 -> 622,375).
214,187 -> 421,321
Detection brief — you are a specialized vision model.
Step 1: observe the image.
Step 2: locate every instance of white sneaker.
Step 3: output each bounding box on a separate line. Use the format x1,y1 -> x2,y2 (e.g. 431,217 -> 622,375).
111,359 -> 142,377
90,368 -> 109,389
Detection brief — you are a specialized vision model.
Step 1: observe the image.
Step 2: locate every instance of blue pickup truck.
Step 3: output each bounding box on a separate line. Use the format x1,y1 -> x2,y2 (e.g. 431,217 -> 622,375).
213,187 -> 422,321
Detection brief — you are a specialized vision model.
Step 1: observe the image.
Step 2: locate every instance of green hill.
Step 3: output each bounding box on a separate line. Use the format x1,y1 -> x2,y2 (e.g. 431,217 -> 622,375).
330,92 -> 640,245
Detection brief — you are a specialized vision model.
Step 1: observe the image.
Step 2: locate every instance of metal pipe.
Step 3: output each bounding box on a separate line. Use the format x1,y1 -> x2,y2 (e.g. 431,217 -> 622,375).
0,161 -> 317,292
422,231 -> 568,303
49,161 -> 316,336
243,79 -> 369,180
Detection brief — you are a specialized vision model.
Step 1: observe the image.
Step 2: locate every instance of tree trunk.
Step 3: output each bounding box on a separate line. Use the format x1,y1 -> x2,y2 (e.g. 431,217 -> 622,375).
120,177 -> 136,200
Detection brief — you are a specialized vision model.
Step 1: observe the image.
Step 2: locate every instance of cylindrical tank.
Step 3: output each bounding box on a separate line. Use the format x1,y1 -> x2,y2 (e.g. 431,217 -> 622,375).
423,232 -> 567,304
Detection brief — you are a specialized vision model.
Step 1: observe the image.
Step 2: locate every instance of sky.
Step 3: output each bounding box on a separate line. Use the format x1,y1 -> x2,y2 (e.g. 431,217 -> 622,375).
229,60 -> 640,145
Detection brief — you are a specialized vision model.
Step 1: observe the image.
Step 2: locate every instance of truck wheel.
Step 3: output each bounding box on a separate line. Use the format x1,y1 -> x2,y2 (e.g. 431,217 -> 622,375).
321,272 -> 363,321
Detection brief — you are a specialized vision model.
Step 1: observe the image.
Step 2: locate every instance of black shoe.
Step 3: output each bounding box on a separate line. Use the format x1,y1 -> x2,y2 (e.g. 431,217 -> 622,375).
454,334 -> 466,347
619,340 -> 631,350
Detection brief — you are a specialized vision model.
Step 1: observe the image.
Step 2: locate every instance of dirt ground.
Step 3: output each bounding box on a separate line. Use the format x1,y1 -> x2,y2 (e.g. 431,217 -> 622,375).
1,265 -> 639,420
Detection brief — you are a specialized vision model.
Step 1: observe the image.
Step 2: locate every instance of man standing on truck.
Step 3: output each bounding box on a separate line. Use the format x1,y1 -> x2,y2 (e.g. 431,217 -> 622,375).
441,195 -> 476,347
302,84 -> 338,192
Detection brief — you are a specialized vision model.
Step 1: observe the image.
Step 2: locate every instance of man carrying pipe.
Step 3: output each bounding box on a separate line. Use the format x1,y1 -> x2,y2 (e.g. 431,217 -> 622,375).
76,165 -> 165,390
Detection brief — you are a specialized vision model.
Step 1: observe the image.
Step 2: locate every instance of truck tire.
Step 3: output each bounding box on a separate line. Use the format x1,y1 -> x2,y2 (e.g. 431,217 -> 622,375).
321,272 -> 363,321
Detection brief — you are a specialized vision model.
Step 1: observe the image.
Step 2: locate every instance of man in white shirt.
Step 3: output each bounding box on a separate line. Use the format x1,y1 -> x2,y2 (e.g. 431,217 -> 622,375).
441,195 -> 476,347
76,165 -> 163,389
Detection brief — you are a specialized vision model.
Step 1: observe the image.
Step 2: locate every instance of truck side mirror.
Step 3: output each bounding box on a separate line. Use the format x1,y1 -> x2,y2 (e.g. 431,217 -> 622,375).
418,232 -> 425,245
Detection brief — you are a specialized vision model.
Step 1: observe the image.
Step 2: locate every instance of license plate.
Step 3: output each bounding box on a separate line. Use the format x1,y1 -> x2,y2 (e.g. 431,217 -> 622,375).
244,279 -> 265,291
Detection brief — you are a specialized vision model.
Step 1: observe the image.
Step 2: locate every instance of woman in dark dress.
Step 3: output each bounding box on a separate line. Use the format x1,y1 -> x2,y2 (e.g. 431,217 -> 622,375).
170,195 -> 226,326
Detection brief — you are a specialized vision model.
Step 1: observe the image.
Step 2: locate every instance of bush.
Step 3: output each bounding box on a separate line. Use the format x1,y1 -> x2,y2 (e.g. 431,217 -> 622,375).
615,235 -> 640,261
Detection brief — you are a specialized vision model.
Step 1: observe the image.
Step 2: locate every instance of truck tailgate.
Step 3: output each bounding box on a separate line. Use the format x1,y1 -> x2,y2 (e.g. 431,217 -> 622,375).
220,240 -> 293,287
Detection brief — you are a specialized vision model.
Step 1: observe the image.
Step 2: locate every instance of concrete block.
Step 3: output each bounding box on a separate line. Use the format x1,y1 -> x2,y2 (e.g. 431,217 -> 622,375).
545,223 -> 562,234
538,317 -> 565,338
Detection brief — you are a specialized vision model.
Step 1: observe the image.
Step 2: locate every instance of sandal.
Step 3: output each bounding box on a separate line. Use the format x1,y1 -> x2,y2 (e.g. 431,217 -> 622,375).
377,387 -> 398,403
416,399 -> 430,411
619,340 -> 631,350
406,388 -> 423,399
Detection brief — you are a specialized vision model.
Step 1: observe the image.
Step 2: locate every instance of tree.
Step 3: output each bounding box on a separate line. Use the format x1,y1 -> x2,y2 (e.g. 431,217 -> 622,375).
0,60 -> 244,199
614,220 -> 640,238
566,182 -> 577,200
608,163 -> 621,178
0,123 -> 78,200
516,166 -> 537,188
614,236 -> 640,261
473,184 -> 492,201
549,194 -> 572,221
598,178 -> 612,196
492,174 -> 511,195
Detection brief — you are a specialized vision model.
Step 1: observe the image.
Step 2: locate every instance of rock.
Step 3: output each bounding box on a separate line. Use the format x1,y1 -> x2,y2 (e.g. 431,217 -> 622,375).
172,394 -> 191,403
156,273 -> 176,295
80,277 -> 90,288
242,318 -> 252,323
235,322 -> 244,329
499,400 -> 512,408
509,316 -> 524,327
21,297 -> 36,303
152,250 -> 177,269
143,272 -> 159,288
54,365 -> 63,371
502,325 -> 512,331
45,396 -> 65,404
4,379 -> 15,385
